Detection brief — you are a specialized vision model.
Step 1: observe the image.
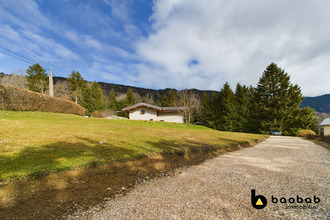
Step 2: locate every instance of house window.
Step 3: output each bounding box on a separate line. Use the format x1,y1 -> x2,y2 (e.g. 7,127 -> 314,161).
140,110 -> 145,115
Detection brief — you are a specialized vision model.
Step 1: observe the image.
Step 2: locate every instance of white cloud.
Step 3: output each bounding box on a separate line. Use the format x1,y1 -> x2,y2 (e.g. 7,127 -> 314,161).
1,0 -> 329,96
65,31 -> 81,43
65,31 -> 102,51
0,0 -> 52,33
133,0 -> 330,95
0,1 -> 81,68
54,46 -> 79,60
104,0 -> 131,23
0,25 -> 21,42
88,61 -> 129,84
84,36 -> 103,51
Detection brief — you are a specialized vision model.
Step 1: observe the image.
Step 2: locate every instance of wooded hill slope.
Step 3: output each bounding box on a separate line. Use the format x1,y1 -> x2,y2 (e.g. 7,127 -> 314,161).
52,76 -> 214,104
300,94 -> 330,114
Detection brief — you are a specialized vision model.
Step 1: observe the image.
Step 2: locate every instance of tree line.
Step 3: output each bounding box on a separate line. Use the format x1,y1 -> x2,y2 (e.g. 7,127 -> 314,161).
22,62 -> 317,135
199,63 -> 317,135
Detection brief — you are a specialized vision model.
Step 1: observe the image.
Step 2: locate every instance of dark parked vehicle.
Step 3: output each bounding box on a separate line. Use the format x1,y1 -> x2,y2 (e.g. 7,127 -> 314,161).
270,129 -> 282,135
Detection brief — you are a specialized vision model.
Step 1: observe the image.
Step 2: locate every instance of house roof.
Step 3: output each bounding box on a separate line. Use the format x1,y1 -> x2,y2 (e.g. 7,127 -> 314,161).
161,107 -> 188,112
122,103 -> 188,112
320,118 -> 330,126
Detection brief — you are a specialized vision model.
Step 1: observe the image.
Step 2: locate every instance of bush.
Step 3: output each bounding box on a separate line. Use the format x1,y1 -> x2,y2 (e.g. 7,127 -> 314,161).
91,110 -> 102,118
297,129 -> 316,137
0,83 -> 85,115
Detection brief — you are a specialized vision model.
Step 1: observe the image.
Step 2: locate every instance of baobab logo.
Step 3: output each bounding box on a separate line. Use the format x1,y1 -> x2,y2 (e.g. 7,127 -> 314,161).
251,189 -> 321,210
251,189 -> 267,209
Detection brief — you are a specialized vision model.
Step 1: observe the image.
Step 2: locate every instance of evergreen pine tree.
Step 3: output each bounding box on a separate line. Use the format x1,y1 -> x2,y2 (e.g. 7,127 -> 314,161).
161,94 -> 170,107
217,82 -> 237,131
251,63 -> 316,134
235,83 -> 250,132
251,63 -> 289,133
161,89 -> 178,107
81,81 -> 105,116
125,88 -> 136,106
25,63 -> 48,93
168,89 -> 178,106
67,70 -> 86,104
200,92 -> 211,126
208,92 -> 219,129
108,89 -> 117,110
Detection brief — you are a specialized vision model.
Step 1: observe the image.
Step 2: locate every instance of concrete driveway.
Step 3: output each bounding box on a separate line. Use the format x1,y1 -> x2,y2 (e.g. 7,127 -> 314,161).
71,136 -> 329,219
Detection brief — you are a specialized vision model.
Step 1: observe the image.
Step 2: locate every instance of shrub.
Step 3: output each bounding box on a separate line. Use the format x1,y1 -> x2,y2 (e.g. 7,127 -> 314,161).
297,129 -> 316,137
91,110 -> 102,118
0,83 -> 85,115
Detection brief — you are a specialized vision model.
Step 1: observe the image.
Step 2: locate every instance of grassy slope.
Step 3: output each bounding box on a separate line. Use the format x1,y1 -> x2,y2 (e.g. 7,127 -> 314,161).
0,111 -> 266,182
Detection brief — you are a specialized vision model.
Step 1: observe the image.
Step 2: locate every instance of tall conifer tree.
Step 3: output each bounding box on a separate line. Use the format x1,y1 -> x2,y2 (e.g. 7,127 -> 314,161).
125,88 -> 136,106
217,82 -> 237,131
161,89 -> 178,107
81,81 -> 105,116
200,92 -> 211,126
235,83 -> 250,132
67,70 -> 86,104
108,89 -> 117,110
26,63 -> 48,93
251,63 -> 316,135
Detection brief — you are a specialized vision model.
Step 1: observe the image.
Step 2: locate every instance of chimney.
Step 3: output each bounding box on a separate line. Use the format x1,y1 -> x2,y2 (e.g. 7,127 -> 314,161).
49,67 -> 54,97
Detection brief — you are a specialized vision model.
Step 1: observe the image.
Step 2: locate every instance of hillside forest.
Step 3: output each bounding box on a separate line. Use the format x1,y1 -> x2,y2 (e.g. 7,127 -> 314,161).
0,63 -> 326,135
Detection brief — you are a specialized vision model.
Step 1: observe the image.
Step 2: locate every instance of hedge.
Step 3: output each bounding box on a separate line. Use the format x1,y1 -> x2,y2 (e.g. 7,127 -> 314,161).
0,84 -> 85,116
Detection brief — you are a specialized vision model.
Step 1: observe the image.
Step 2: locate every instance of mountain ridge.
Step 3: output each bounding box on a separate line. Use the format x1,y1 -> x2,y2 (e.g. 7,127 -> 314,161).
300,94 -> 330,113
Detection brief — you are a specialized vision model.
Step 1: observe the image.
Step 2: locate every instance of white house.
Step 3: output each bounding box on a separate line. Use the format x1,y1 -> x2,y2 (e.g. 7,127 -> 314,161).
320,118 -> 330,136
122,103 -> 188,123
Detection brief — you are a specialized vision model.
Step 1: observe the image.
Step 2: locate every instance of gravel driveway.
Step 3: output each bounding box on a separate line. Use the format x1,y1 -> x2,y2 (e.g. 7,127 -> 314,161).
70,136 -> 329,219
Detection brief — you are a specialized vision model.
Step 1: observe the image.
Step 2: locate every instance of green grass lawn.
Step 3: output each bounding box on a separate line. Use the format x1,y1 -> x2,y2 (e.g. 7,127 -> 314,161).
0,111 -> 266,182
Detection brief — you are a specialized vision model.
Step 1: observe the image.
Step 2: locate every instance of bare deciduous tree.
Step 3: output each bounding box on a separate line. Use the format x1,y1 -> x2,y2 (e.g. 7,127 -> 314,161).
179,90 -> 201,124
0,71 -> 28,89
143,93 -> 155,105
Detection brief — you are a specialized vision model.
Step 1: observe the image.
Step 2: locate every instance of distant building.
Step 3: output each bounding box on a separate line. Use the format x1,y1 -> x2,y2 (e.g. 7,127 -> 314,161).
122,103 -> 188,123
319,118 -> 330,136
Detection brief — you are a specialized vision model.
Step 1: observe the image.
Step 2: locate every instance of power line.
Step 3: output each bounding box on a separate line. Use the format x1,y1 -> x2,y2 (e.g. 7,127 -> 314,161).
0,46 -> 56,73
0,46 -> 71,76
0,49 -> 35,65
0,46 -> 38,64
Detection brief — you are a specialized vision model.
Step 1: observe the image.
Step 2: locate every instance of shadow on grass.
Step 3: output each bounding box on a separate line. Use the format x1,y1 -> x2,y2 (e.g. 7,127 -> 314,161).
0,136 -> 239,182
0,136 -> 257,220
0,137 -> 140,181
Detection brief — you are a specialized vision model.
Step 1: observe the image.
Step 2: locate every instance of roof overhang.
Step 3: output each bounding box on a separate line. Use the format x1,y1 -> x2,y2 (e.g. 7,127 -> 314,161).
122,103 -> 188,113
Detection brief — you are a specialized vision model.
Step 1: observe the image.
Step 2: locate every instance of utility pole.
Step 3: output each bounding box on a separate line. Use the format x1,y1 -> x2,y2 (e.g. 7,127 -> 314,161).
49,67 -> 54,97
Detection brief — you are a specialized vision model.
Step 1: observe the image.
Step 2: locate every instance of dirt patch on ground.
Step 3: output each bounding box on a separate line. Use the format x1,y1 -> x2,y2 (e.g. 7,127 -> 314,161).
305,135 -> 330,151
0,140 -> 262,220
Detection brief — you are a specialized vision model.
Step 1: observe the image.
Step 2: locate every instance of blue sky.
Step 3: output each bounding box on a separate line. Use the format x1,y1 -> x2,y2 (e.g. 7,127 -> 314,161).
0,0 -> 329,96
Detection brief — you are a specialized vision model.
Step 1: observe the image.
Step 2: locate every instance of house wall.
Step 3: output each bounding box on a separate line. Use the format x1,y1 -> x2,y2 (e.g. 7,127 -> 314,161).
128,107 -> 184,123
323,125 -> 330,136
157,112 -> 184,123
129,107 -> 157,121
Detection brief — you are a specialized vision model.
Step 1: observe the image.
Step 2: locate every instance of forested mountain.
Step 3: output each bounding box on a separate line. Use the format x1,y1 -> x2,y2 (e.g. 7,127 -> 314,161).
52,76 -> 216,104
300,94 -> 330,113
